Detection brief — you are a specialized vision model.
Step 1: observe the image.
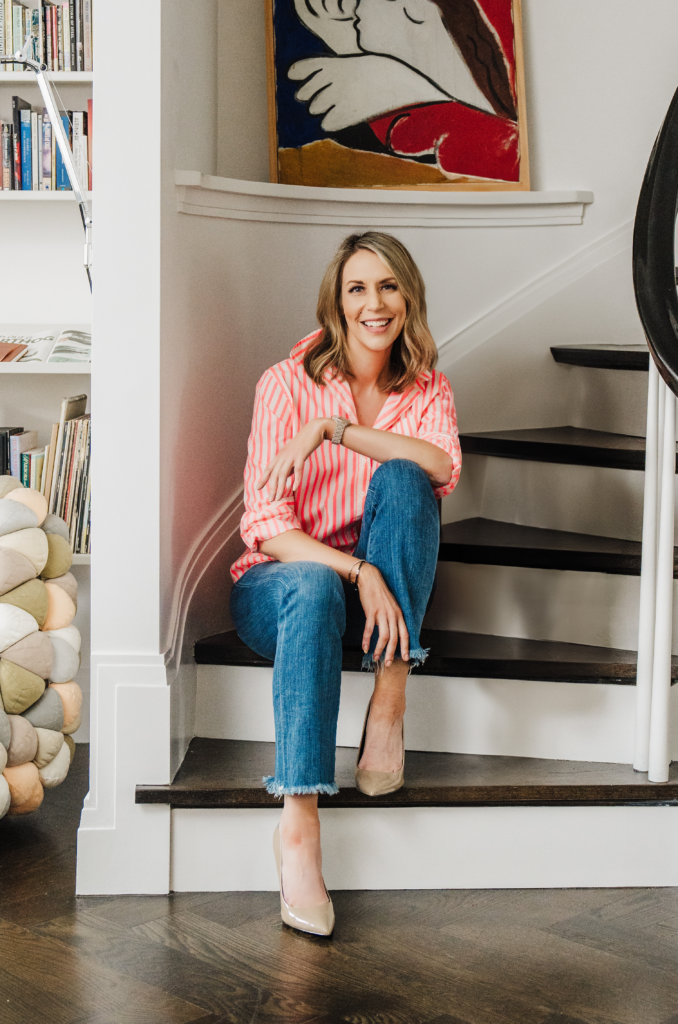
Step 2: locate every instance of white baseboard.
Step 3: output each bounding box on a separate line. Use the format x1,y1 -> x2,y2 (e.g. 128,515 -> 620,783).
195,664 -> 678,764
171,804 -> 678,891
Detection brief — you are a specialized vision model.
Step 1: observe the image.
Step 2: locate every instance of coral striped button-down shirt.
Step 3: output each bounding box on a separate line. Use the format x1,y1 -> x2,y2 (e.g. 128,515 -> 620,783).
231,331 -> 462,581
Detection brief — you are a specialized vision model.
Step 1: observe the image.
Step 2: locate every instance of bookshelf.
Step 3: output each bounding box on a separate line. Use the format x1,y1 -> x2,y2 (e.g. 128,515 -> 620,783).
0,43 -> 93,742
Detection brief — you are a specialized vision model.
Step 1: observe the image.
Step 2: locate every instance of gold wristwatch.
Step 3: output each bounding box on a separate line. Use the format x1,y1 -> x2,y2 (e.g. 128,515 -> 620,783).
330,416 -> 350,445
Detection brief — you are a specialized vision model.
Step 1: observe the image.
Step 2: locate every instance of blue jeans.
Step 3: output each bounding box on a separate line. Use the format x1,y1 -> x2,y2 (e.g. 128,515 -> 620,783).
230,459 -> 439,797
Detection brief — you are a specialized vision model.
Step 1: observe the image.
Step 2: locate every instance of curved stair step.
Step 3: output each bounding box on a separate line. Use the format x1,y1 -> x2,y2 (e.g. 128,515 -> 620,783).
459,426 -> 673,470
136,738 -> 678,808
194,629 -> 678,684
439,516 -> 678,576
551,344 -> 650,371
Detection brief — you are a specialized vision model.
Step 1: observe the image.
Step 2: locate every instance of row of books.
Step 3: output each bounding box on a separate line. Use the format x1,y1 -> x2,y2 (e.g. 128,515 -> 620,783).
0,0 -> 93,72
0,394 -> 91,553
1,95 -> 91,190
0,328 -> 90,362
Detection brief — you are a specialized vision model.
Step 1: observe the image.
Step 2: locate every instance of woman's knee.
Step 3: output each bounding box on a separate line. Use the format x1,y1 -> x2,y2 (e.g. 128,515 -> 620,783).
371,459 -> 436,506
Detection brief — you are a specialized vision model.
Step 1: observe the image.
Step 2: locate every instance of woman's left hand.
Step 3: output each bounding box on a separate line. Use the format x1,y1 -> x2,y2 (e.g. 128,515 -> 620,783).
257,418 -> 332,500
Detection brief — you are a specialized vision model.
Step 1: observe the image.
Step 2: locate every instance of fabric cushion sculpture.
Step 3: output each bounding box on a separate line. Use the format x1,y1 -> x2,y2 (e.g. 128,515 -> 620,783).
0,484 -> 82,819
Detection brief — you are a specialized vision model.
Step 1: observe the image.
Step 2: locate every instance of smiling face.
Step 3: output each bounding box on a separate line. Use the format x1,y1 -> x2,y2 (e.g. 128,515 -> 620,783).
341,248 -> 408,360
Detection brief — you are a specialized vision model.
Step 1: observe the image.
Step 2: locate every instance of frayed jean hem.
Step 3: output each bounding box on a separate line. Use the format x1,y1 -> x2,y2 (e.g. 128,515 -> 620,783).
361,646 -> 429,673
262,775 -> 340,798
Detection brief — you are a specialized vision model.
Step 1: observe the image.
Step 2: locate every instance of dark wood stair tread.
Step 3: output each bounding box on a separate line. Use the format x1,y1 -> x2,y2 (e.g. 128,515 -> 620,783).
136,738 -> 678,808
459,426 -> 674,471
194,628 -> 678,685
551,344 -> 649,371
439,517 -> 668,575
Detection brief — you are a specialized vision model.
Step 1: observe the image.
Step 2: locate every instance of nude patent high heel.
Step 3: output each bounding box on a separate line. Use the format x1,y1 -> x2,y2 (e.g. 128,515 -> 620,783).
354,700 -> 405,797
272,825 -> 335,937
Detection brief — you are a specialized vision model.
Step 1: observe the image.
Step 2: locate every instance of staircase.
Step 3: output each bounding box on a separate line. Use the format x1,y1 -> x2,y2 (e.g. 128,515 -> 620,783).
137,342 -> 678,891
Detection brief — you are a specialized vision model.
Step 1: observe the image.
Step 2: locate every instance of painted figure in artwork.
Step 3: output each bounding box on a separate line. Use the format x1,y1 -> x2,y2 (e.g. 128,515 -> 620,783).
272,0 -> 523,187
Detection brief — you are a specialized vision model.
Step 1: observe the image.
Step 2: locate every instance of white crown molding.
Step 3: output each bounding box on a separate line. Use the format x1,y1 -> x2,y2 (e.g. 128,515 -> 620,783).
163,486 -> 245,681
436,220 -> 634,372
175,171 -> 594,228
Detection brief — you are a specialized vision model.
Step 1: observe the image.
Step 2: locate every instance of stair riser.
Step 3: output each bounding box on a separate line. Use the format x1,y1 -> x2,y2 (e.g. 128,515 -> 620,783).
444,455 -> 650,541
195,665 -> 678,763
426,562 -> 662,652
171,805 -> 678,891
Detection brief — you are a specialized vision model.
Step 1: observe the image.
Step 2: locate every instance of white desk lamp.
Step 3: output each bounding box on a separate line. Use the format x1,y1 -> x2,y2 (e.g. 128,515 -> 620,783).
1,34 -> 92,290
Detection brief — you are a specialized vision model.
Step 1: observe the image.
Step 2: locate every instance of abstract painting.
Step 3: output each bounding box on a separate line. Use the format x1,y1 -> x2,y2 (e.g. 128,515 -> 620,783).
266,0 -> 529,190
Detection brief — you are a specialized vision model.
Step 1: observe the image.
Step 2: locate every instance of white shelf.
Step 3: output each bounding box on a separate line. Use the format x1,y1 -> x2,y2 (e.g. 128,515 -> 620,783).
71,554 -> 90,566
0,191 -> 92,200
0,362 -> 90,373
176,171 -> 595,229
0,71 -> 92,83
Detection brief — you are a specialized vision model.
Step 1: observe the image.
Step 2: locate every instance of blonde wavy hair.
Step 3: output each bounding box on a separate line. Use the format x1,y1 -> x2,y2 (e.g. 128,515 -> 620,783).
303,231 -> 438,394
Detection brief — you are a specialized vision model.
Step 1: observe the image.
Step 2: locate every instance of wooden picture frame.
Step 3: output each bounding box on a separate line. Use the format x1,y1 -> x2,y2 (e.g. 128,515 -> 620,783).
265,0 -> 529,192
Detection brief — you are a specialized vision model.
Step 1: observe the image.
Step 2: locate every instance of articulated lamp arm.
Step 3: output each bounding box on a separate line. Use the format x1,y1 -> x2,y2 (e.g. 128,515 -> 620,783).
0,34 -> 92,289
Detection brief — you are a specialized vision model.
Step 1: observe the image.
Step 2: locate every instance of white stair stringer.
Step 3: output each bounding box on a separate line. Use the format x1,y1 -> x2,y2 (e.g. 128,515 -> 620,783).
195,664 -> 678,765
171,804 -> 678,891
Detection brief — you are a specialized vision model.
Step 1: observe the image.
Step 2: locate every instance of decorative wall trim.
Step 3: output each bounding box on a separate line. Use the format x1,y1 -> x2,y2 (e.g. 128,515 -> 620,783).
163,486 -> 245,680
176,171 -> 594,229
436,220 -> 634,371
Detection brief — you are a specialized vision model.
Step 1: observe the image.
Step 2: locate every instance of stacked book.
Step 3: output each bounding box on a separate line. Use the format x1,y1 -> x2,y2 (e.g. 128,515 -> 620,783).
1,94 -> 91,190
0,0 -> 93,72
0,393 -> 91,553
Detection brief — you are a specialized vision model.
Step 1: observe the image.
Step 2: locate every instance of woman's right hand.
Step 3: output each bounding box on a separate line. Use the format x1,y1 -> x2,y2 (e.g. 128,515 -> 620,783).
356,563 -> 409,668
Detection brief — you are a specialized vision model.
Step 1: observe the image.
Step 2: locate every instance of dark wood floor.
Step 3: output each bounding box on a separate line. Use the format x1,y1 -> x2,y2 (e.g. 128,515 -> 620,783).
3,748 -> 678,1024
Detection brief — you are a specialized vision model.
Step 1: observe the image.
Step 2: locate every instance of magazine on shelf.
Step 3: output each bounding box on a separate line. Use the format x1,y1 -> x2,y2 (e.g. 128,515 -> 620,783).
0,329 -> 91,364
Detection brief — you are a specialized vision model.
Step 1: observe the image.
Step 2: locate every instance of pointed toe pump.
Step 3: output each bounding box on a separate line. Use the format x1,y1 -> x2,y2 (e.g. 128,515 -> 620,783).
273,825 -> 335,937
354,701 -> 405,797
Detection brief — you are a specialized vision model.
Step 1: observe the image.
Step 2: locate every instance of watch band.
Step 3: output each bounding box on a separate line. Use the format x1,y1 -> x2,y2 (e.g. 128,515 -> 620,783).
330,416 -> 350,445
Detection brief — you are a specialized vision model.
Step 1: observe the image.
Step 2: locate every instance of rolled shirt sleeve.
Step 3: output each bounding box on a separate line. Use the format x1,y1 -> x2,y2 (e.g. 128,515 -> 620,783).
416,371 -> 462,499
239,370 -> 303,554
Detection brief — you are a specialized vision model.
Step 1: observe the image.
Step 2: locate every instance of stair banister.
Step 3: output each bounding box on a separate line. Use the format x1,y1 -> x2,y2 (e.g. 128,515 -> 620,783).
633,86 -> 678,782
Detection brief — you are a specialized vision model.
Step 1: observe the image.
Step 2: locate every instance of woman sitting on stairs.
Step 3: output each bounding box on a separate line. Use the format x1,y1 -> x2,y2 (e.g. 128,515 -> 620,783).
230,231 -> 461,936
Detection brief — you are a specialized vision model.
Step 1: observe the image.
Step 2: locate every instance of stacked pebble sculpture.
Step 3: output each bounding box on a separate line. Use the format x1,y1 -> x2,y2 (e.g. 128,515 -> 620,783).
0,477 -> 81,818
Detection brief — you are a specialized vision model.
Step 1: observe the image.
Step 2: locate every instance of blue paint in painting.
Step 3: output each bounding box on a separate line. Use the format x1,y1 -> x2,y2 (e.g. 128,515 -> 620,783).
273,0 -> 334,149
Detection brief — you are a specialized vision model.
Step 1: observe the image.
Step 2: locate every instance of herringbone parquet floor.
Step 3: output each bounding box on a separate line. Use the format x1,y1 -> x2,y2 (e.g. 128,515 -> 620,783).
2,747 -> 678,1024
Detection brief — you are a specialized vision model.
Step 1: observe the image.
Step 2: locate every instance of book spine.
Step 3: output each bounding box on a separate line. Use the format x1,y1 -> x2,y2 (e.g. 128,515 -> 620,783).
86,95 -> 92,189
23,7 -> 30,54
68,0 -> 74,71
0,1 -> 4,57
82,0 -> 90,71
30,109 -> 38,189
20,109 -> 31,191
51,4 -> 58,68
9,435 -> 19,478
31,5 -> 39,59
61,0 -> 69,70
74,0 -> 80,70
12,6 -> 23,62
21,451 -> 29,488
71,108 -> 82,185
4,0 -> 12,68
2,125 -> 10,189
55,112 -> 70,189
36,111 -> 42,188
56,1 -> 62,70
41,109 -> 50,188
44,2 -> 51,69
